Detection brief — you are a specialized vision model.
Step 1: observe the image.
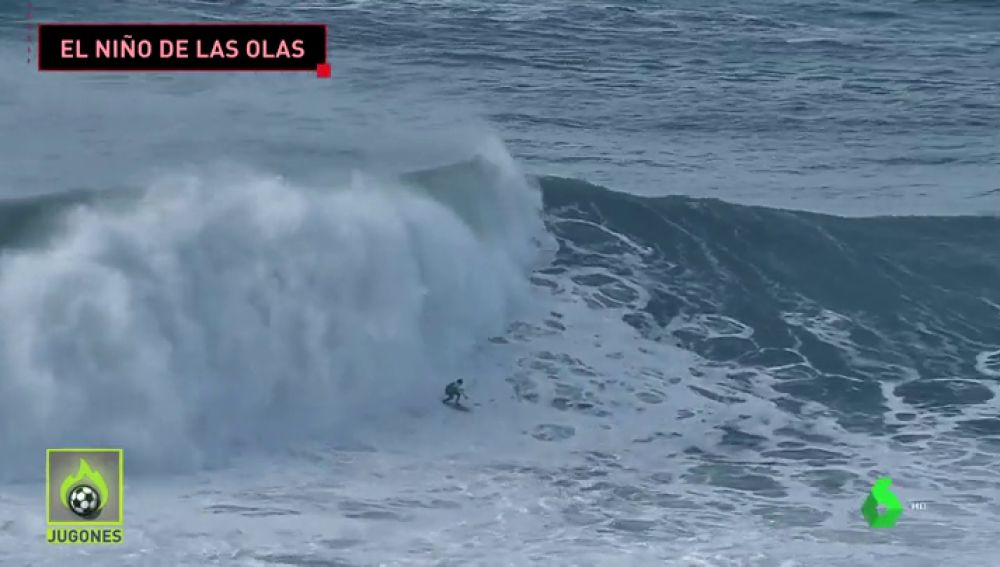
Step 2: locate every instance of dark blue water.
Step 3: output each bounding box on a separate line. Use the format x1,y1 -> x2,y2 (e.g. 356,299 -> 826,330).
2,0 -> 999,214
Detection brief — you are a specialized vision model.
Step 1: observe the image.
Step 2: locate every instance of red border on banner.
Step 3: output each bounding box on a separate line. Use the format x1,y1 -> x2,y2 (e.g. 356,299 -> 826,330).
37,22 -> 330,77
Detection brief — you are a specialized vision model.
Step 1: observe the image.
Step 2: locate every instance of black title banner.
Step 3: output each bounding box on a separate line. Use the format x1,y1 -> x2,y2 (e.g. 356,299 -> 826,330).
38,23 -> 330,77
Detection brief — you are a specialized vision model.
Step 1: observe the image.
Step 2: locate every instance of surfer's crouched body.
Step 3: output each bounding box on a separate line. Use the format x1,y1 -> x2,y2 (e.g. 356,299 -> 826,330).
443,379 -> 465,404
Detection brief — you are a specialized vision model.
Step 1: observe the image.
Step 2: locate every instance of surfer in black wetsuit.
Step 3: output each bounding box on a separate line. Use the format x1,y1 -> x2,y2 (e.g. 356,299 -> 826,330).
442,379 -> 465,405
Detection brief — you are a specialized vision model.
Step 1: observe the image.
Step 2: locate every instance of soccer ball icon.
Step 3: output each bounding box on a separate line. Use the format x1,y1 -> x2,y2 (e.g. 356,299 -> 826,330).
67,485 -> 102,519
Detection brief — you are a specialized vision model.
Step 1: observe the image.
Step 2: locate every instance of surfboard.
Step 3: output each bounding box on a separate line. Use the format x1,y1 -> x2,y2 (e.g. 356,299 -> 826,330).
442,400 -> 471,412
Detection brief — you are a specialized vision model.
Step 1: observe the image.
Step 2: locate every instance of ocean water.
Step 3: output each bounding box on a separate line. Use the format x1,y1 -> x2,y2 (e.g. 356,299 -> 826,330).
0,1 -> 998,565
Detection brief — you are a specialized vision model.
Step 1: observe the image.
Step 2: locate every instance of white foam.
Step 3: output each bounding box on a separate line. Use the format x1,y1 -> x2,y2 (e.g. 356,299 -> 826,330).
975,350 -> 1000,377
0,149 -> 549,480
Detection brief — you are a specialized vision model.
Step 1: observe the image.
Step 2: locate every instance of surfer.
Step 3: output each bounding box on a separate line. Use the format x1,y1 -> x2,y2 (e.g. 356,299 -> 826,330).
442,379 -> 466,406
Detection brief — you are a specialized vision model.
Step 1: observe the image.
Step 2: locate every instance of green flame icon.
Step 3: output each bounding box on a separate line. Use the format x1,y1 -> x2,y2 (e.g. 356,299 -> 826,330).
60,458 -> 109,511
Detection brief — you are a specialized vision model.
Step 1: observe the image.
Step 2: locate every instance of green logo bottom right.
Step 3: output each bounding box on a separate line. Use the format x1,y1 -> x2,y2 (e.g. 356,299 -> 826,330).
861,476 -> 903,528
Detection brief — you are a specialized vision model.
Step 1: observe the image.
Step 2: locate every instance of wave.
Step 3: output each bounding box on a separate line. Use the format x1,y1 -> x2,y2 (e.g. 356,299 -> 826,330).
0,143 -> 552,480
2,158 -> 998,481
541,176 -> 1000,431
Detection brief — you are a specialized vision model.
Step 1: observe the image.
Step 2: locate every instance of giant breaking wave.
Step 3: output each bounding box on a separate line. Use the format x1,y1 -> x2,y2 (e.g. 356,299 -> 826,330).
0,144 -> 551,480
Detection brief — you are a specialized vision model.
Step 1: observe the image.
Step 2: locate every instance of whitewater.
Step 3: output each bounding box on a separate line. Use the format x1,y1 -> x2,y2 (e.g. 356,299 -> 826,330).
2,0 -> 1000,565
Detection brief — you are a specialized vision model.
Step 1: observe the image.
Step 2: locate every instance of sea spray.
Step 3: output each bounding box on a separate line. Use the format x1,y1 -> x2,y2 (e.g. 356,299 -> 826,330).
0,153 -> 549,481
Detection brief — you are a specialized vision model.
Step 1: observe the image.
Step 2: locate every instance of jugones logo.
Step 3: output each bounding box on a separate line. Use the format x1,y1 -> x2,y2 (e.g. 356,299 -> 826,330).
46,448 -> 124,544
